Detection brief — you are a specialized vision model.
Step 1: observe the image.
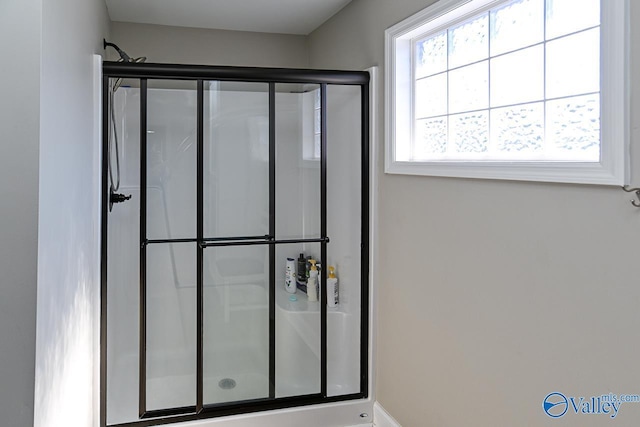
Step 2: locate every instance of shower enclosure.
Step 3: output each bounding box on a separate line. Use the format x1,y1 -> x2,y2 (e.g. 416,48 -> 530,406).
101,62 -> 369,426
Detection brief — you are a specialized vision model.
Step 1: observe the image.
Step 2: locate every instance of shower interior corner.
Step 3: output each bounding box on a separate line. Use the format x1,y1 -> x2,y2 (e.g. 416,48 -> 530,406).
105,78 -> 365,425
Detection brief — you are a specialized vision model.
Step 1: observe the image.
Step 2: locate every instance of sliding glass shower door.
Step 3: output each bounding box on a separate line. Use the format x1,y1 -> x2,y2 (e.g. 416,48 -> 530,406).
202,81 -> 271,406
103,64 -> 369,427
142,80 -> 274,412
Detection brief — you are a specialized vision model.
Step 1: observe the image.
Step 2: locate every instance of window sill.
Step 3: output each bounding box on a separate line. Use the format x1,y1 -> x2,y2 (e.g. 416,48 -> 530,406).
385,159 -> 626,186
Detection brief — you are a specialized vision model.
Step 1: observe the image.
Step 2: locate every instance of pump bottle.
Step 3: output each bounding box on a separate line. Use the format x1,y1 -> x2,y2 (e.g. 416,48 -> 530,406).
327,266 -> 338,307
307,259 -> 318,302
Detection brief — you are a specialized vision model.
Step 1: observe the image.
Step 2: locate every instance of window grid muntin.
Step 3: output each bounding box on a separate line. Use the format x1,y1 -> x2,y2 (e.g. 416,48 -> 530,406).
411,0 -> 601,161
416,89 -> 600,121
415,24 -> 600,81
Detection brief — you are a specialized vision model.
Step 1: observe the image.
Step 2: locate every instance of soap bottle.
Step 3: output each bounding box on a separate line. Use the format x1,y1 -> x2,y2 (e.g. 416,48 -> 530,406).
285,258 -> 296,294
327,266 -> 338,307
307,259 -> 318,302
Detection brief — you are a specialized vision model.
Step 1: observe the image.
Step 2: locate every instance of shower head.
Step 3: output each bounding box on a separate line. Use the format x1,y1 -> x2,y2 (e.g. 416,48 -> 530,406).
104,39 -> 146,92
103,39 -> 146,64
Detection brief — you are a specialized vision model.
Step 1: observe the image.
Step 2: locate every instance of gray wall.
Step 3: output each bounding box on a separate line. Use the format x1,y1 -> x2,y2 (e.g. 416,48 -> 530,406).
0,1 -> 41,426
34,0 -> 110,426
110,22 -> 309,68
309,1 -> 640,426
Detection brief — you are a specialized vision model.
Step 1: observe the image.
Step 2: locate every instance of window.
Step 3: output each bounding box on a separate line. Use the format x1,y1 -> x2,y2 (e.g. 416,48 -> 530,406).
385,0 -> 629,184
302,87 -> 322,161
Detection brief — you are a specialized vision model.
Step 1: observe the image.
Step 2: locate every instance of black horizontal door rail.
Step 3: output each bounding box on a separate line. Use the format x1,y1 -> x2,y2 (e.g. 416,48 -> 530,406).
200,237 -> 329,249
145,235 -> 271,245
144,237 -> 330,248
103,61 -> 369,85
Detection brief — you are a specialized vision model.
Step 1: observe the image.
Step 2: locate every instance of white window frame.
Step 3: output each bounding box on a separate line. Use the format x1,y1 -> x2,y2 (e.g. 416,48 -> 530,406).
384,0 -> 629,185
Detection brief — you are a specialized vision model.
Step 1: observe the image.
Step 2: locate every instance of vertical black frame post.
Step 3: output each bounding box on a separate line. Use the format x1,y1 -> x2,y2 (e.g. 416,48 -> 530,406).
100,75 -> 110,427
320,84 -> 328,397
196,80 -> 205,412
268,83 -> 276,398
360,82 -> 370,396
138,78 -> 148,418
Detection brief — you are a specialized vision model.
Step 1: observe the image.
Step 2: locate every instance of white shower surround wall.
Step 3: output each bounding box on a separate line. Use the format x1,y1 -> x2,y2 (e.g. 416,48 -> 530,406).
106,73 -> 376,427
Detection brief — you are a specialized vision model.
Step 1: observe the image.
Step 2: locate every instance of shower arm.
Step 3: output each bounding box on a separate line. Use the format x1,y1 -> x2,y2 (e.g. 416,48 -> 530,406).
103,39 -> 132,62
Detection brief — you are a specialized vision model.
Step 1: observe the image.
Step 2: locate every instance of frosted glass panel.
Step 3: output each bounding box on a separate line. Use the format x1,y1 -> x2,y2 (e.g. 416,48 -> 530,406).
546,28 -> 600,99
146,81 -> 197,240
415,117 -> 447,158
450,111 -> 489,153
449,61 -> 488,114
546,94 -> 600,159
146,243 -> 196,411
546,0 -> 600,39
490,0 -> 544,56
448,14 -> 488,68
490,103 -> 544,154
203,81 -> 269,239
416,32 -> 447,78
203,245 -> 270,405
490,45 -> 543,108
415,73 -> 447,119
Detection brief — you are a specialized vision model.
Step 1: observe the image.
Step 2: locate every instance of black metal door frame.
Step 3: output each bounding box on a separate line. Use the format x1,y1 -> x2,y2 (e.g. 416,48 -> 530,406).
101,62 -> 370,427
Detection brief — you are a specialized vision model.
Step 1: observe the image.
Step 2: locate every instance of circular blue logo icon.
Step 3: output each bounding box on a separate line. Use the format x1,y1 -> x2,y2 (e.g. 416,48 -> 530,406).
543,392 -> 568,418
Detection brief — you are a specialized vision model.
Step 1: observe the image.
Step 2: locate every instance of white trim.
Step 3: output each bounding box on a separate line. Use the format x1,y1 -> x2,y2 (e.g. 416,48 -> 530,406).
366,65 -> 378,403
373,402 -> 402,427
385,0 -> 630,185
92,54 -> 102,427
600,0 -> 630,186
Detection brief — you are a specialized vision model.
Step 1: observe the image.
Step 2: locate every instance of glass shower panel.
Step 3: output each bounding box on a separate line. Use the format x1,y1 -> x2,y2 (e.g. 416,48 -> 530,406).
326,85 -> 362,397
107,81 -> 141,425
146,242 -> 196,411
275,242 -> 322,398
146,80 -> 197,240
203,245 -> 270,405
204,82 -> 270,239
275,84 -> 321,240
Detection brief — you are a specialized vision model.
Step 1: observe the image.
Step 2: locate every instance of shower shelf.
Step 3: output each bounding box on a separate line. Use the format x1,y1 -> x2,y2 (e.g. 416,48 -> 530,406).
275,285 -> 342,314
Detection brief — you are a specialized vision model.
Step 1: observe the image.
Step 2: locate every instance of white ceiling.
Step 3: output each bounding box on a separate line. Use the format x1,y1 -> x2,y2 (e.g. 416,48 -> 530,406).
105,0 -> 353,35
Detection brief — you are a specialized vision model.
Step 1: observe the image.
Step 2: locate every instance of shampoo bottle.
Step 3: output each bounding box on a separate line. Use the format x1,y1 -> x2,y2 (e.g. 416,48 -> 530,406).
297,253 -> 307,283
285,258 -> 296,294
307,259 -> 319,302
327,266 -> 338,307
